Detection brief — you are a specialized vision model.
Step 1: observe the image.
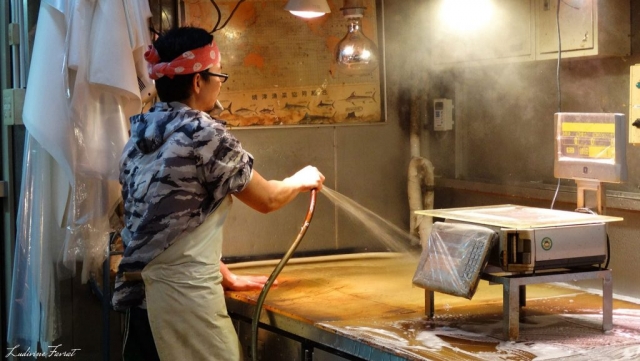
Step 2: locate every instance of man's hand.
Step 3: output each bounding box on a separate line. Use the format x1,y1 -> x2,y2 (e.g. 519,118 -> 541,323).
220,261 -> 277,291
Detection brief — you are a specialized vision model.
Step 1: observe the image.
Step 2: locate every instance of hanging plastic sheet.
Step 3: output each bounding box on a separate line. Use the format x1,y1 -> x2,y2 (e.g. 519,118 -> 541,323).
22,0 -> 75,184
10,0 -> 152,349
7,135 -> 69,352
62,173 -> 122,283
20,0 -> 150,280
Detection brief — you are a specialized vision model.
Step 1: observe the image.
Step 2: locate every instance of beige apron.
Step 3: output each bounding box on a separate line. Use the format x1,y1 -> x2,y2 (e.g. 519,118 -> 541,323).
142,197 -> 241,361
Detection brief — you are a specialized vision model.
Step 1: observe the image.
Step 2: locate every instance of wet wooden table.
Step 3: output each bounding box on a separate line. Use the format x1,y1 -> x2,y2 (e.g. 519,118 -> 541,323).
225,254 -> 640,361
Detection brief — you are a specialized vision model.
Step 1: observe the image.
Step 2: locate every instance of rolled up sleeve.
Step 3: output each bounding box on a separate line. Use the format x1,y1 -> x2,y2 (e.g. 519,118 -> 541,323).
197,125 -> 254,201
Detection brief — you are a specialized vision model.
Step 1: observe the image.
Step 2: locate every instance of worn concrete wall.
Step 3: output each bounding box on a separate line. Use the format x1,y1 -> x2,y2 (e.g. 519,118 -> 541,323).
426,1 -> 640,300
225,0 -> 640,302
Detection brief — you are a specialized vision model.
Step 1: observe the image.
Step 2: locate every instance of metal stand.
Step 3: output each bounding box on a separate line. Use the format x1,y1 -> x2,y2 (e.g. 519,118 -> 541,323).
424,267 -> 613,341
576,179 -> 606,214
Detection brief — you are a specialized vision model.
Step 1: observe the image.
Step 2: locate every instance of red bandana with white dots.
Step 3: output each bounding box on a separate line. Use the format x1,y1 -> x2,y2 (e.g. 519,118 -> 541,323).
144,41 -> 221,80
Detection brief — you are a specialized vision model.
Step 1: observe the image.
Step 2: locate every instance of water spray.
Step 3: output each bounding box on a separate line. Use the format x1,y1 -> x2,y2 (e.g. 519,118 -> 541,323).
251,189 -> 317,361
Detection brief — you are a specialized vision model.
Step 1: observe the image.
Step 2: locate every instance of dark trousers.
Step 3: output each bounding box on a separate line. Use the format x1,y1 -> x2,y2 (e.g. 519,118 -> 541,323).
123,307 -> 160,361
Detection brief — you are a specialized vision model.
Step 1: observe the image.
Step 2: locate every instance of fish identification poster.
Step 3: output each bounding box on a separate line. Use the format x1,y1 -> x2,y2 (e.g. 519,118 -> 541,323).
183,0 -> 383,127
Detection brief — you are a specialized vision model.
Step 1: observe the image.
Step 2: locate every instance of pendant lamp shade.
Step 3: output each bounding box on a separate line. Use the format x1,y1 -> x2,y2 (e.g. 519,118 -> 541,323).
285,0 -> 331,18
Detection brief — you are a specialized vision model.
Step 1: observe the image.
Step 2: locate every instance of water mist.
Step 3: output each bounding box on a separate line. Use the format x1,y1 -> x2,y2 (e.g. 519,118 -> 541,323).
321,187 -> 419,258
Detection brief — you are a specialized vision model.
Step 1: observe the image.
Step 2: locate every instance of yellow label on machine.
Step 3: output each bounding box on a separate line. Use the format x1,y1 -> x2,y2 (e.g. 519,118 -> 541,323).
560,122 -> 615,160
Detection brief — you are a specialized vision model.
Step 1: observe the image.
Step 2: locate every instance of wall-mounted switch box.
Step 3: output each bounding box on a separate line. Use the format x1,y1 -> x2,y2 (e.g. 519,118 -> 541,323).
434,98 -> 453,131
3,88 -> 25,126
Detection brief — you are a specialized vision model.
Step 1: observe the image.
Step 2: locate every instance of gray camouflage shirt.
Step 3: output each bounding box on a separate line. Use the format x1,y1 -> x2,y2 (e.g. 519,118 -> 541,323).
112,101 -> 253,310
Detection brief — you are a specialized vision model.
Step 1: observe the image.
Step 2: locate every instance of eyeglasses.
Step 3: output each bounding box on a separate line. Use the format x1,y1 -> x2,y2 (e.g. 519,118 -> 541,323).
207,71 -> 229,83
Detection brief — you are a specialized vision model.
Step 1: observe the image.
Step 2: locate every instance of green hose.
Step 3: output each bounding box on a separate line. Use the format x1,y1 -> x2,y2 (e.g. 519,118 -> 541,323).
251,189 -> 317,361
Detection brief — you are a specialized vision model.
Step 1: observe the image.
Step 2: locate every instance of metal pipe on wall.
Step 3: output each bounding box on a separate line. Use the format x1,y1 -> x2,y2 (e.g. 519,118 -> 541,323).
1,0 -> 17,357
407,81 -> 434,248
3,1 -> 36,358
408,157 -> 434,248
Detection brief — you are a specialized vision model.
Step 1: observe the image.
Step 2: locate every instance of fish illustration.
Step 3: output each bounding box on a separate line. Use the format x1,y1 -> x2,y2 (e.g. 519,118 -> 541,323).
282,102 -> 310,111
259,107 -> 276,115
299,112 -> 336,124
234,106 -> 257,116
217,102 -> 233,115
343,91 -> 376,105
317,100 -> 335,108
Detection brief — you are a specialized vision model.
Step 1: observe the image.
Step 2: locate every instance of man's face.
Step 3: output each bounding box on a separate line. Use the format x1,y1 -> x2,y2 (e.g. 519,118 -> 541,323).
202,63 -> 224,113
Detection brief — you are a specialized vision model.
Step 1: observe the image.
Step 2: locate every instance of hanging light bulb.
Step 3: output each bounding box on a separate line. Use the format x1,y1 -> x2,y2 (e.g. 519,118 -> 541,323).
284,0 -> 331,19
334,0 -> 379,76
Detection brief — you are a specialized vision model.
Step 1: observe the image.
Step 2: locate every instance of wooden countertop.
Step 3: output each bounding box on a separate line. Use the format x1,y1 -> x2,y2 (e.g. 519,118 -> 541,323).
227,255 -> 425,323
225,254 -> 640,360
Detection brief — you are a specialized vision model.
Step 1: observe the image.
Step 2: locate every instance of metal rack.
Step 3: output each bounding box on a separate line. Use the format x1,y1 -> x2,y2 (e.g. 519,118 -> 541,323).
423,266 -> 613,341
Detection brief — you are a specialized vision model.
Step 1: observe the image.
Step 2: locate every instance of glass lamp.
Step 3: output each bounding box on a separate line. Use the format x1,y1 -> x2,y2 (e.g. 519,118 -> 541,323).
334,0 -> 379,76
284,0 -> 331,19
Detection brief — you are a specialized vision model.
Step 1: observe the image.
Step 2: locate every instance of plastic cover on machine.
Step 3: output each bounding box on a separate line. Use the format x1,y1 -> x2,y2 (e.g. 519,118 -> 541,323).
412,222 -> 498,299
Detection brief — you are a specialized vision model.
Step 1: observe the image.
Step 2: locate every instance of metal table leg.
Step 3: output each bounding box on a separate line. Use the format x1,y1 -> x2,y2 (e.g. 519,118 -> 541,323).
424,289 -> 434,319
504,278 -> 520,340
603,271 -> 613,331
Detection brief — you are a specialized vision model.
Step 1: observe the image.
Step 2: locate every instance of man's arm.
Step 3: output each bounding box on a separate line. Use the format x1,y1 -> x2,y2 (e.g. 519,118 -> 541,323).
234,166 -> 324,213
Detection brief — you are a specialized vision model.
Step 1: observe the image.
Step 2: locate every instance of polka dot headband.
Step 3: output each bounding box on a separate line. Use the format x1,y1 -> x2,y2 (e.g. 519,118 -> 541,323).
144,41 -> 221,80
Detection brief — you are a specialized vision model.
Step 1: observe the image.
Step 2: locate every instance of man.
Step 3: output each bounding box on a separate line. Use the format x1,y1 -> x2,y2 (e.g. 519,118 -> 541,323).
113,26 -> 324,360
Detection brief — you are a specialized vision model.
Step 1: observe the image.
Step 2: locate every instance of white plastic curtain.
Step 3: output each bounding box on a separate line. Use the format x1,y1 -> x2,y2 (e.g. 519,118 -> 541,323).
8,0 -> 152,351
7,136 -> 68,351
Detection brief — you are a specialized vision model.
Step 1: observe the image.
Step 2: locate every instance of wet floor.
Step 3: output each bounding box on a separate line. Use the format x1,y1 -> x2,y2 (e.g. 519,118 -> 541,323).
320,302 -> 640,360
228,255 -> 640,360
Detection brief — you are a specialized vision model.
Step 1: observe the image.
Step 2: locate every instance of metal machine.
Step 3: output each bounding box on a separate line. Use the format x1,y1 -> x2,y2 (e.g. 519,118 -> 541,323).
416,204 -> 623,273
415,204 -> 623,340
492,223 -> 606,272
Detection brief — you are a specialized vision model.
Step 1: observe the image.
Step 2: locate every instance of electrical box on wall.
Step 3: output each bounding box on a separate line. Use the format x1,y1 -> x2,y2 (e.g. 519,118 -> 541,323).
630,65 -> 640,145
2,88 -> 25,126
434,98 -> 453,131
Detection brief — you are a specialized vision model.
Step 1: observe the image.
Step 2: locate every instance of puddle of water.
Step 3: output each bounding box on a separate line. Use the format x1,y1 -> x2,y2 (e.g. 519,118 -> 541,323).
325,305 -> 640,360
